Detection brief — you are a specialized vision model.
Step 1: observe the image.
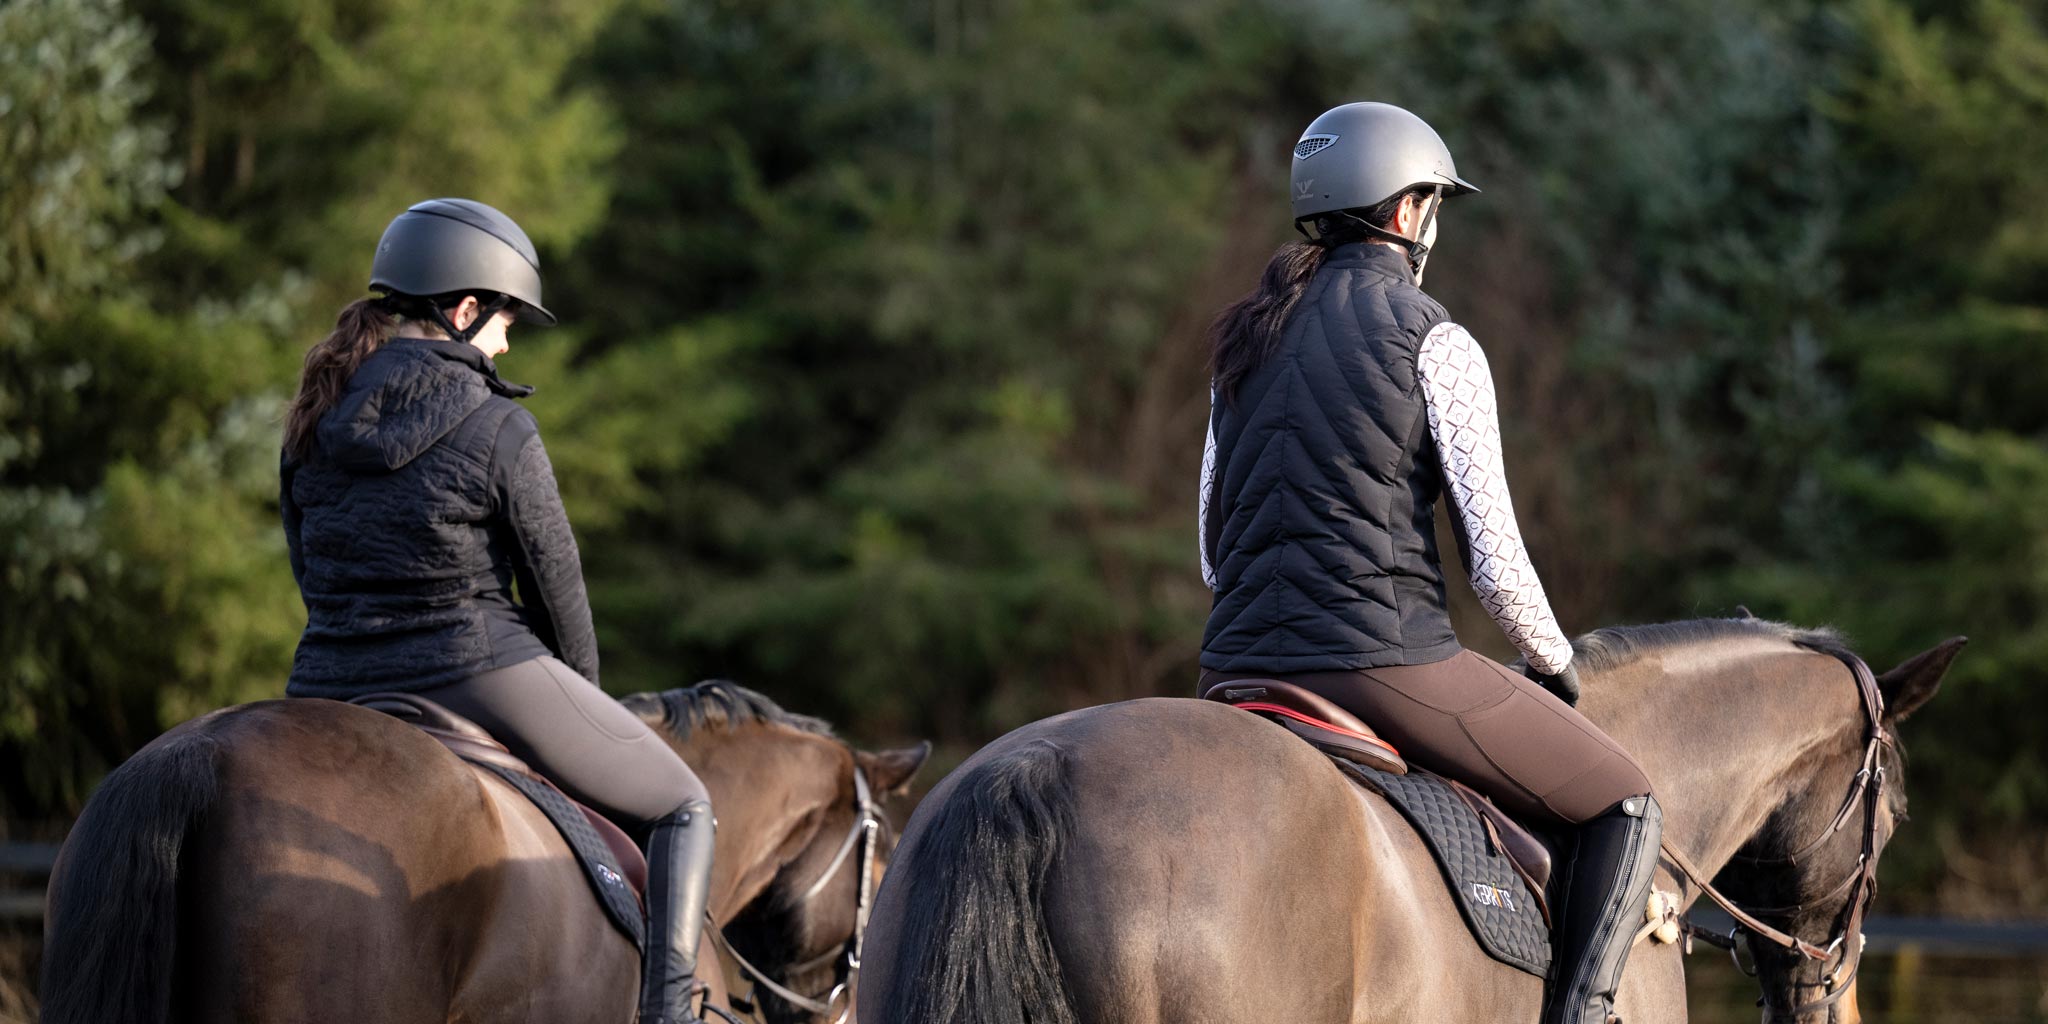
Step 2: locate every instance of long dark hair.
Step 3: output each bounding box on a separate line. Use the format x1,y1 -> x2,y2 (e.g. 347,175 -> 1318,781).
283,291 -> 496,458
283,297 -> 397,460
1208,189 -> 1423,402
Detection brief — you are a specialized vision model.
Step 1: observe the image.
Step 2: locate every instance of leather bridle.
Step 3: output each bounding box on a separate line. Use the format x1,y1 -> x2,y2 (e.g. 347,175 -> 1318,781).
1659,649 -> 1891,1020
710,764 -> 884,1024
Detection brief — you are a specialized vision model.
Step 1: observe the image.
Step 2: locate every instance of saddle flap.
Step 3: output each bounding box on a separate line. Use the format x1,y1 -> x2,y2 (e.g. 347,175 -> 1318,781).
1445,779 -> 1553,920
1202,679 -> 1409,776
348,692 -> 649,899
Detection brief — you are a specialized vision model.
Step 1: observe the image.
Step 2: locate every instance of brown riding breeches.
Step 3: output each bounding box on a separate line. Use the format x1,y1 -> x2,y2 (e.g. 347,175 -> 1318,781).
1202,650 -> 1651,825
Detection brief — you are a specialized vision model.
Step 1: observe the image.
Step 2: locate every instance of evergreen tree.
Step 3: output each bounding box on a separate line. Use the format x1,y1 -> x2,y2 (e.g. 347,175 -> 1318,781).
1727,0 -> 2048,908
554,0 -> 1859,744
0,0 -> 626,820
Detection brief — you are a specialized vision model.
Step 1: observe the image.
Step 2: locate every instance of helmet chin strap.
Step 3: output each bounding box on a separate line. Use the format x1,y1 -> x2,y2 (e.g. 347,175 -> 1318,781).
1313,189 -> 1444,285
1356,189 -> 1441,284
428,294 -> 511,345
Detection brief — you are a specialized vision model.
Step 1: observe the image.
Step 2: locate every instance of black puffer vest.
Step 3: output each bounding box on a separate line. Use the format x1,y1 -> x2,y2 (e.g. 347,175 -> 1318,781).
1201,242 -> 1461,673
282,339 -> 569,696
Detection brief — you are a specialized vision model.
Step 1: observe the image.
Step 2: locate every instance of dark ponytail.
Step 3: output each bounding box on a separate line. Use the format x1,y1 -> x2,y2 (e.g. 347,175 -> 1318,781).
1207,242 -> 1329,402
1207,190 -> 1429,402
283,297 -> 396,460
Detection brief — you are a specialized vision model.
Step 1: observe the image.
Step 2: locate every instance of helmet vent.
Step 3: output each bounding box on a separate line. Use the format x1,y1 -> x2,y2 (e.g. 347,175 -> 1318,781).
1294,134 -> 1338,160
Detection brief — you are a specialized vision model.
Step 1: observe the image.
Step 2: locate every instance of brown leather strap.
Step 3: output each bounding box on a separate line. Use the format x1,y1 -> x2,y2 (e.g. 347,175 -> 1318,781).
1660,839 -> 1830,961
1661,646 -> 1891,1013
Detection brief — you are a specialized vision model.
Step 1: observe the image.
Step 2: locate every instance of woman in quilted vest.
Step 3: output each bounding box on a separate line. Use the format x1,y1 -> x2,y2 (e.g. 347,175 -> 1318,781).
1198,103 -> 1660,1024
280,199 -> 712,1024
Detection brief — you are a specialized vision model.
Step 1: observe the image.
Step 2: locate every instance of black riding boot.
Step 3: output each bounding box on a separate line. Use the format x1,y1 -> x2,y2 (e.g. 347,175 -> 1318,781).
638,800 -> 716,1024
1543,794 -> 1662,1024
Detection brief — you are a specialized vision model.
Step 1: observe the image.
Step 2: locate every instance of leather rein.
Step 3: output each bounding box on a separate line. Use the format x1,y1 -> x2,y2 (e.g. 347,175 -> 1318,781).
1658,649 -> 1891,1020
709,764 -> 883,1024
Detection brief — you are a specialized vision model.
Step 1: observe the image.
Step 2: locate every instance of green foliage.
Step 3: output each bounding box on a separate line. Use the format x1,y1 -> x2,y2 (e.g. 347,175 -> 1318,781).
0,0 -> 624,818
0,0 -> 176,320
551,0 -> 1324,733
1719,0 -> 2048,905
130,0 -> 622,311
1,0 -> 186,812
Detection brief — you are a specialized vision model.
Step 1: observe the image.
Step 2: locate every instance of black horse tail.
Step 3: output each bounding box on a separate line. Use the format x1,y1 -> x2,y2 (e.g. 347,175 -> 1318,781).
41,724 -> 226,1024
879,738 -> 1079,1024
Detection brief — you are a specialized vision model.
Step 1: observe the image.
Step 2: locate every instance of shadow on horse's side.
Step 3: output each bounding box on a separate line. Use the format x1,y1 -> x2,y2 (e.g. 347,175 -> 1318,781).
858,618 -> 1965,1024
39,681 -> 929,1024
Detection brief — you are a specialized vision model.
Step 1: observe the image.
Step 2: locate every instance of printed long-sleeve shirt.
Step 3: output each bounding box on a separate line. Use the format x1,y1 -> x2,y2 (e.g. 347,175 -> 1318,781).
1414,322 -> 1572,674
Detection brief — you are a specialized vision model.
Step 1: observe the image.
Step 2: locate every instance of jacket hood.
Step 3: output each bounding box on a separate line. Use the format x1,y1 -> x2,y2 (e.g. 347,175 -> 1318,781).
318,338 -> 533,473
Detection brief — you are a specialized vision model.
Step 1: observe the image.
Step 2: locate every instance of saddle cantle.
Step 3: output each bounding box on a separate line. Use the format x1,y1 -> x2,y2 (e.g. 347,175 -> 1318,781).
349,692 -> 649,949
1202,679 -> 1409,775
1203,680 -> 1557,976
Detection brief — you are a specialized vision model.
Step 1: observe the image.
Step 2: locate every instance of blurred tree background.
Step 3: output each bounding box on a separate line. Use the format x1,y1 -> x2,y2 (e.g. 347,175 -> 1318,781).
4,0 -> 2045,919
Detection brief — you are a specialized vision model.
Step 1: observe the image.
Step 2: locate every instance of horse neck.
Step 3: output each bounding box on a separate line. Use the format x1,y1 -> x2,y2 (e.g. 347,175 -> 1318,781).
674,723 -> 850,923
1582,642 -> 1865,883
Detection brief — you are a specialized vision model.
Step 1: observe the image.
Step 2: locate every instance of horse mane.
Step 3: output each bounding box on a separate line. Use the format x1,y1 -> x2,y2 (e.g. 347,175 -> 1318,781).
624,680 -> 835,739
1571,616 -> 1851,674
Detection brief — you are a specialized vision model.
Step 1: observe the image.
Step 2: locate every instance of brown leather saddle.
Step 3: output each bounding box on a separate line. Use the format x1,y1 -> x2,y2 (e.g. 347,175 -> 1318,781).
1202,679 -> 1554,910
349,692 -> 649,897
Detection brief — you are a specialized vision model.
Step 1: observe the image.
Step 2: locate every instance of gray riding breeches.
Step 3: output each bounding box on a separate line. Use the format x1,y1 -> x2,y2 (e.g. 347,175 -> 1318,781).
418,656 -> 708,827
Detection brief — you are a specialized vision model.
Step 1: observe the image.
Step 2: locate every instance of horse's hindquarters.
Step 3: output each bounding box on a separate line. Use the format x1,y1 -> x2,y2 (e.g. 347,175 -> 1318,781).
173,700 -> 634,1023
863,697 -> 1537,1024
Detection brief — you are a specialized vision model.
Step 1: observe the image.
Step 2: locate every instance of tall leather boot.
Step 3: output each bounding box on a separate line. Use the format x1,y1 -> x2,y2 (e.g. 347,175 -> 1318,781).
1543,794 -> 1662,1024
638,800 -> 716,1024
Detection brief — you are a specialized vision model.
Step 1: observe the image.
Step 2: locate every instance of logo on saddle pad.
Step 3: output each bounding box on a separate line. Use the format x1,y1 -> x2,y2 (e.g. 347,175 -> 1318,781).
596,863 -> 625,888
1469,882 -> 1519,913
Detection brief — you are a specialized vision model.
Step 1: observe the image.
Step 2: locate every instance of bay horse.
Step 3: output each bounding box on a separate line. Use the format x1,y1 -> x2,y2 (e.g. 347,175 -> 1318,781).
40,681 -> 929,1024
858,618 -> 1964,1024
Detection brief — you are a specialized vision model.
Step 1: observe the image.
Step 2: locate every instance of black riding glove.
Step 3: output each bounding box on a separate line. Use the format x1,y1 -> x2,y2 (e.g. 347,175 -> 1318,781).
1525,662 -> 1582,707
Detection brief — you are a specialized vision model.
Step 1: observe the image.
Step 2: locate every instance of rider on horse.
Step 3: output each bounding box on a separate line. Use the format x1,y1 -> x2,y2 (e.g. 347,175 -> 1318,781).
279,200 -> 713,1024
1199,103 -> 1663,1024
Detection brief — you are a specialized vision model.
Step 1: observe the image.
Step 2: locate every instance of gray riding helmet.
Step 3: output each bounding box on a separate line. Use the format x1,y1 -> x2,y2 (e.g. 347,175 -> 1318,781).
1289,102 -> 1479,223
368,198 -> 557,325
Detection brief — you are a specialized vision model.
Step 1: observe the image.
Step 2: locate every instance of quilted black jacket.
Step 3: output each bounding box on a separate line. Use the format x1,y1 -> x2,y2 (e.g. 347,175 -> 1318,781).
1201,242 -> 1463,673
281,338 -> 598,696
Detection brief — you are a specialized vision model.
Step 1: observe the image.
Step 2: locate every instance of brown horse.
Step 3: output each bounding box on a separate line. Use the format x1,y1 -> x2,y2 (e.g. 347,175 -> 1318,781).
40,681 -> 928,1024
858,619 -> 1964,1024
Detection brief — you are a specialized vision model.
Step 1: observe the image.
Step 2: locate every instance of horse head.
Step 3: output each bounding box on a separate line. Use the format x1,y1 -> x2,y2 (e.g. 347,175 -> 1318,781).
1582,622 -> 1963,1024
625,682 -> 930,1023
1729,636 -> 1963,1024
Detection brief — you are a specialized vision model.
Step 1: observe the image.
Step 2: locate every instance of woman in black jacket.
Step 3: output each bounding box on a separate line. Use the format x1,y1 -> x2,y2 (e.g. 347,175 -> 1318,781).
281,198 -> 711,1024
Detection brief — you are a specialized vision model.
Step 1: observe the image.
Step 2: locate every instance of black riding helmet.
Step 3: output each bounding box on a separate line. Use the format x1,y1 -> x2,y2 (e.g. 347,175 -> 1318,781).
368,198 -> 557,342
1289,102 -> 1479,278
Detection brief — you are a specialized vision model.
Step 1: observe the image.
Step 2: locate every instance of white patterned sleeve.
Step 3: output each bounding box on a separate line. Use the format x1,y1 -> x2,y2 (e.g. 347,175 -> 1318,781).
1417,322 -> 1574,675
1199,390 -> 1219,590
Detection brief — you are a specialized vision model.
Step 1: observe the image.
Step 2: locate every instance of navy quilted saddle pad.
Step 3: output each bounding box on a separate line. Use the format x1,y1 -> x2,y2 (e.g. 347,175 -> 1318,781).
1340,761 -> 1552,976
476,763 -> 647,954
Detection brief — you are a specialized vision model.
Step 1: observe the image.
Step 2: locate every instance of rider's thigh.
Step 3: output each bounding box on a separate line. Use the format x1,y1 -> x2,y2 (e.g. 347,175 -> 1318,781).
1434,652 -> 1651,822
1288,651 -> 1652,824
421,656 -> 707,826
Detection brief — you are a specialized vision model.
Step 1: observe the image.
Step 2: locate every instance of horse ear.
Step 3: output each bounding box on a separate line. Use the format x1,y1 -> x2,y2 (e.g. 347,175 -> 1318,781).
1877,637 -> 1967,723
857,741 -> 933,797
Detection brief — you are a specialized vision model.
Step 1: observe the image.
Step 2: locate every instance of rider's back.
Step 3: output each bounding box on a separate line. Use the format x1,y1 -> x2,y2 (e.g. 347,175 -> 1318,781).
282,337 -> 552,696
1202,241 -> 1460,675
